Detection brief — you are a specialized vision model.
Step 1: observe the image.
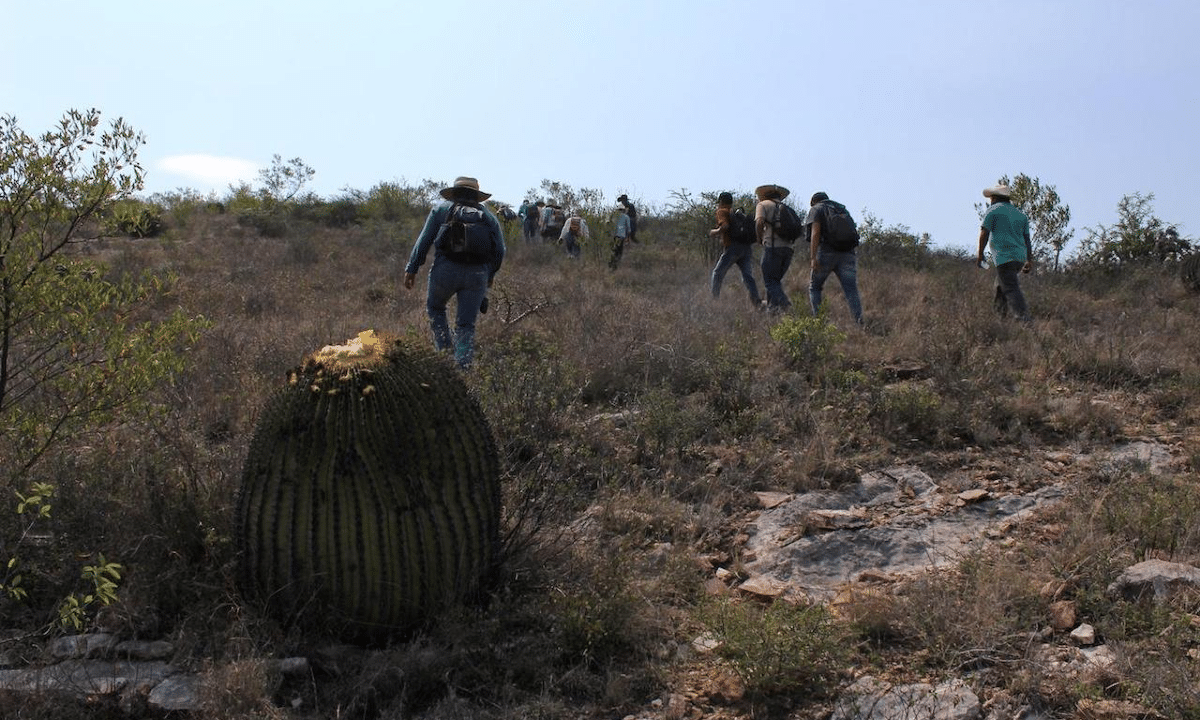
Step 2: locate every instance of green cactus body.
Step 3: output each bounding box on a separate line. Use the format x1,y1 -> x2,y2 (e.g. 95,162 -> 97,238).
235,331 -> 500,635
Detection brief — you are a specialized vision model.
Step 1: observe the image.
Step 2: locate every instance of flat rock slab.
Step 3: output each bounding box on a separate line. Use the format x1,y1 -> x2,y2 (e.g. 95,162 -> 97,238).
743,466 -> 1065,599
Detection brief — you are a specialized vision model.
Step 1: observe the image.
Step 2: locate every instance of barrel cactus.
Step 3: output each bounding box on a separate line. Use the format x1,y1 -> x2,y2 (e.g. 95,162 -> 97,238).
235,330 -> 501,637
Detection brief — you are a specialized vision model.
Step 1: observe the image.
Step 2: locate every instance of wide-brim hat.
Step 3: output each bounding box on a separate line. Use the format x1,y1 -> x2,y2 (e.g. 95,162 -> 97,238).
982,184 -> 1012,199
755,184 -> 790,201
440,176 -> 492,201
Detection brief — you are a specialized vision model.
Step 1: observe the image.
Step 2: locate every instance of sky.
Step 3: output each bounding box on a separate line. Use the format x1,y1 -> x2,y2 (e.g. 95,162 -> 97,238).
5,0 -> 1198,255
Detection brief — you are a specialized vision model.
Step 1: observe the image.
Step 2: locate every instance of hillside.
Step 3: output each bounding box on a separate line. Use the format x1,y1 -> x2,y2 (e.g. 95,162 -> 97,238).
2,201 -> 1199,720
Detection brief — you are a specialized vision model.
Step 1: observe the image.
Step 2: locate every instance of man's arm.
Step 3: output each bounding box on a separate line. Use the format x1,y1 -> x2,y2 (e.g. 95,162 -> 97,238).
810,220 -> 822,270
404,205 -> 445,289
977,228 -> 990,265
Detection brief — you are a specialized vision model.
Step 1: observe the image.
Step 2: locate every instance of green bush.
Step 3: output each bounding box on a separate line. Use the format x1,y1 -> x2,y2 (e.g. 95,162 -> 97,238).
770,312 -> 846,368
700,597 -> 849,696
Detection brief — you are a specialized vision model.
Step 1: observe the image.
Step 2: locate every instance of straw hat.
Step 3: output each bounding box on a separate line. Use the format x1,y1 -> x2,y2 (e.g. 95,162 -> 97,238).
440,176 -> 492,201
755,184 -> 790,201
982,184 -> 1012,199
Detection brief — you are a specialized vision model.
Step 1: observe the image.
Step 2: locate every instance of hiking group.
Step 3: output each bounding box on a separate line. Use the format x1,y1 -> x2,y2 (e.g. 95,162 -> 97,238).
515,194 -> 638,271
407,176 -> 1033,369
712,184 -> 864,323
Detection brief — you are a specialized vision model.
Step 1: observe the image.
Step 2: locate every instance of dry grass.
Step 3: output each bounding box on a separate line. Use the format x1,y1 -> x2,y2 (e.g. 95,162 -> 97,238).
3,204 -> 1200,719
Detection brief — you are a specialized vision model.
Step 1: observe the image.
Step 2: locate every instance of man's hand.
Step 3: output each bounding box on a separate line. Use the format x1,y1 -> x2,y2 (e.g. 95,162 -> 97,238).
403,272 -> 416,290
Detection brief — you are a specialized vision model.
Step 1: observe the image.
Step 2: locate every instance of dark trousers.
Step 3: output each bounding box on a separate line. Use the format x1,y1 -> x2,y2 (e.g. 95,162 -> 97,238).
993,261 -> 1030,320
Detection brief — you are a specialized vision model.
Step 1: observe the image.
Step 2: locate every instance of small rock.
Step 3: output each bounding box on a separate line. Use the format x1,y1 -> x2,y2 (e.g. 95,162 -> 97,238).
147,674 -> 202,712
957,488 -> 990,503
737,576 -> 785,599
47,633 -> 117,660
754,491 -> 792,509
1048,600 -> 1077,632
1070,623 -> 1096,646
691,632 -> 721,654
1107,559 -> 1200,601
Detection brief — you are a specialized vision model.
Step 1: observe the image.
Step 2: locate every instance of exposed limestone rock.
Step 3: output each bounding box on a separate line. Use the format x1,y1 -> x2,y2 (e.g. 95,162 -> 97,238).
831,676 -> 981,720
1106,559 -> 1200,600
743,466 -> 1066,599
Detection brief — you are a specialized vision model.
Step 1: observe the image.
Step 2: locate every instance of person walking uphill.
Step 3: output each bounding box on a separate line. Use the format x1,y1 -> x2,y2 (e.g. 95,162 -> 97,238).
609,203 -> 632,271
977,183 -> 1033,321
806,191 -> 863,325
755,184 -> 798,312
617,194 -> 638,243
710,191 -> 762,307
404,176 -> 506,368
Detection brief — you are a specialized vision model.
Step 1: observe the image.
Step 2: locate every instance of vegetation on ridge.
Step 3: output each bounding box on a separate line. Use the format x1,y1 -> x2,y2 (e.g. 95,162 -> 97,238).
0,110 -> 1198,719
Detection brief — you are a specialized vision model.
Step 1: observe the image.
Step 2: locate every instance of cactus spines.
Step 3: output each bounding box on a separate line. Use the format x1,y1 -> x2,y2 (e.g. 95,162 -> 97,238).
235,330 -> 500,636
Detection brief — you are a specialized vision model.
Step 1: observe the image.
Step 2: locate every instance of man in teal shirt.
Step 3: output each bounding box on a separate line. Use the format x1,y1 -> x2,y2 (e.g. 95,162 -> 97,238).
977,183 -> 1033,321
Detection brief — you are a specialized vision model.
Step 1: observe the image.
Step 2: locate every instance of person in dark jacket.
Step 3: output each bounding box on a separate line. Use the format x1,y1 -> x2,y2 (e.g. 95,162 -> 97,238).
404,176 -> 506,368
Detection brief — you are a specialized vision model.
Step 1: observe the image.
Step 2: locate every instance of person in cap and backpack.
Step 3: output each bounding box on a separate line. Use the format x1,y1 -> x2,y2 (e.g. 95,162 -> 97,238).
559,211 -> 589,259
518,198 -> 540,243
710,191 -> 762,307
805,191 -> 863,325
755,184 -> 796,312
609,203 -> 632,271
977,183 -> 1033,321
403,176 -> 506,368
540,200 -> 566,242
617,194 -> 638,243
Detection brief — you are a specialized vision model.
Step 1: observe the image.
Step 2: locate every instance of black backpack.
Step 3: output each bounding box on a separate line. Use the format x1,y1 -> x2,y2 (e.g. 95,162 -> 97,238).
773,201 -> 805,243
542,207 -> 566,238
727,208 -> 757,244
819,201 -> 860,251
437,202 -> 495,264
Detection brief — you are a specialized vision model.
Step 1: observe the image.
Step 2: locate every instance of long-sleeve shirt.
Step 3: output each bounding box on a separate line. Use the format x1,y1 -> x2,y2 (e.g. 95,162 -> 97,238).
404,201 -> 506,280
560,217 -> 590,241
614,213 -> 631,239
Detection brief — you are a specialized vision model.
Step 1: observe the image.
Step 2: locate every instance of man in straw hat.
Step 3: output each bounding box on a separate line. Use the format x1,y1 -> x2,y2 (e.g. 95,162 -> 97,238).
977,183 -> 1033,321
755,183 -> 795,312
404,176 -> 507,367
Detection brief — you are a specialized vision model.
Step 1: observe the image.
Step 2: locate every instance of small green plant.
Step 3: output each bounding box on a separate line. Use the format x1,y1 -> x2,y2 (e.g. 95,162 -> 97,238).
1,482 -> 54,602
770,312 -> 846,367
699,597 -> 850,696
876,381 -> 943,442
57,555 -> 123,631
2,483 -> 123,631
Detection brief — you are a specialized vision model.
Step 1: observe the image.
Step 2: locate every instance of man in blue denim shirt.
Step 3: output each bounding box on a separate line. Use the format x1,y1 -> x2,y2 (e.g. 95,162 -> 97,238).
403,177 -> 506,368
805,191 -> 863,325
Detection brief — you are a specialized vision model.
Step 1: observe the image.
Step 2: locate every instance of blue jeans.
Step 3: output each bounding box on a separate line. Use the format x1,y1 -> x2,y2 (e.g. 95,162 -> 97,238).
761,245 -> 794,310
426,258 -> 490,368
993,260 -> 1030,320
563,232 -> 582,258
809,249 -> 863,324
711,242 -> 761,305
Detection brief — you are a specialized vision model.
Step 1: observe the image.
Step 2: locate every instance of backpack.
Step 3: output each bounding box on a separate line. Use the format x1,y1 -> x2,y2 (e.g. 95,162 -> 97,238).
542,207 -> 566,237
437,202 -> 495,264
772,201 -> 805,243
820,201 -> 860,251
568,217 -> 582,235
727,208 -> 757,244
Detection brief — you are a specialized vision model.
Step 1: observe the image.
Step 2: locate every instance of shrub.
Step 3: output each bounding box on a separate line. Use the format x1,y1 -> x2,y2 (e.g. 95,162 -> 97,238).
699,597 -> 849,696
769,312 -> 846,368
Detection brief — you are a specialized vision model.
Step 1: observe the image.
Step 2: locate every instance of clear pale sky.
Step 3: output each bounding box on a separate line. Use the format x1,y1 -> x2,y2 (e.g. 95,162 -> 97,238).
6,0 -> 1197,254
